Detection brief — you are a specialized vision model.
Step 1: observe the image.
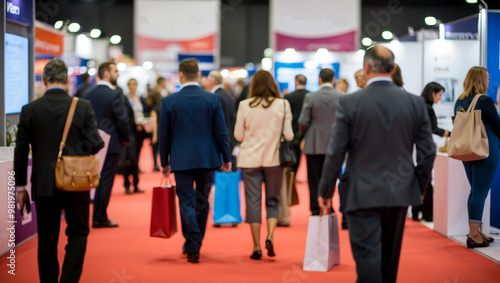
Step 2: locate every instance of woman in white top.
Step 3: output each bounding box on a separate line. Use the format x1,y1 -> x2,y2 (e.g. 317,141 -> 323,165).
234,70 -> 293,260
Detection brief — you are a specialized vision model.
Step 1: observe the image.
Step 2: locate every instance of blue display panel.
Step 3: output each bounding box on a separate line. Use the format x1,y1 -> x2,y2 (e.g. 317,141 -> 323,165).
274,62 -> 340,92
6,0 -> 33,26
5,33 -> 30,114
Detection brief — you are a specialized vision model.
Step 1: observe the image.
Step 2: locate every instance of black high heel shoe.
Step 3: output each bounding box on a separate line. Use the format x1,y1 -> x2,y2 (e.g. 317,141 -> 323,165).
265,240 -> 275,257
466,237 -> 490,248
250,250 -> 262,260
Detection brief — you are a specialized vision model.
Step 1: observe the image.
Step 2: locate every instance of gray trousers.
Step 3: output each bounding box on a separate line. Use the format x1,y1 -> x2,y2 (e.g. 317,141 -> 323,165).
242,166 -> 283,223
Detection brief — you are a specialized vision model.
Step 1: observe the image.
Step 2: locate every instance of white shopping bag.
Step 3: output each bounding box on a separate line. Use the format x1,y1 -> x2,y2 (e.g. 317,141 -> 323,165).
302,213 -> 340,271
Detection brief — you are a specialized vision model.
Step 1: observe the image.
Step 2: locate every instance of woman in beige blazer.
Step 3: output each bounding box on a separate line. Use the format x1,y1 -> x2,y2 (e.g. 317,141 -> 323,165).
234,70 -> 293,260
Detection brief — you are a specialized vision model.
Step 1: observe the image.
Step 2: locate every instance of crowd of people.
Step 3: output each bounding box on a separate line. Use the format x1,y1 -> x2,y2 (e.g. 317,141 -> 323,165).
14,45 -> 500,283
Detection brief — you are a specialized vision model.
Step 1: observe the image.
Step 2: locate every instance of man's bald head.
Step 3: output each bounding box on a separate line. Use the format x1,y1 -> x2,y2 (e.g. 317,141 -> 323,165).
364,45 -> 395,74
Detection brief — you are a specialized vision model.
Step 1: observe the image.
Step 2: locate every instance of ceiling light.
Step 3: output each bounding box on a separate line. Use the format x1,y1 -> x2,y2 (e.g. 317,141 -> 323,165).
220,69 -> 230,78
361,37 -> 373,46
425,16 -> 437,26
54,20 -> 64,29
68,22 -> 81,33
88,68 -> 96,76
261,58 -> 273,71
382,31 -> 393,40
117,62 -> 127,71
143,61 -> 153,70
90,29 -> 101,38
264,48 -> 273,57
110,35 -> 122,44
466,0 -> 478,3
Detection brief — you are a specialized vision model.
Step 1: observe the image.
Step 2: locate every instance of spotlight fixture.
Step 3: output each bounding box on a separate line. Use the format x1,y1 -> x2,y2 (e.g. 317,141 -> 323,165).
110,35 -> 122,44
425,16 -> 437,26
382,31 -> 393,40
361,37 -> 373,46
68,22 -> 81,33
54,20 -> 64,29
90,29 -> 101,38
466,0 -> 478,3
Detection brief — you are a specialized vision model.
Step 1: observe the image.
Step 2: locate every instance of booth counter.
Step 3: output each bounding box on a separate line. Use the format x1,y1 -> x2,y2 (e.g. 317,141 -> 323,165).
433,153 -> 491,237
0,160 -> 37,256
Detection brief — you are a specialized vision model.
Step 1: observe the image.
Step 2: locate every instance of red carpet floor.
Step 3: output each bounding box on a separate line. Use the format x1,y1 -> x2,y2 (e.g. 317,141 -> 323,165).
1,147 -> 500,282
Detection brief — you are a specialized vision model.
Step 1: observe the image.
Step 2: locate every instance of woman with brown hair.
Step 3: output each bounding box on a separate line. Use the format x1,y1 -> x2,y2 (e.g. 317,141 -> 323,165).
454,67 -> 500,248
234,70 -> 293,259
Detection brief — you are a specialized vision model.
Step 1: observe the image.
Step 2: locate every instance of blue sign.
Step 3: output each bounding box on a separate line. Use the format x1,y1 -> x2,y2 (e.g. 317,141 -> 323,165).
275,62 -> 340,92
487,12 -> 500,102
444,15 -> 478,40
6,0 -> 33,26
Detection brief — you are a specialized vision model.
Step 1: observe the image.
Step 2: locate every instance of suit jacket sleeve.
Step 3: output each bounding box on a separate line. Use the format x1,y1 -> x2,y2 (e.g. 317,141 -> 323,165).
159,99 -> 171,167
284,100 -> 294,141
111,90 -> 131,144
298,93 -> 311,134
14,106 -> 31,187
414,99 -> 436,192
234,102 -> 245,142
213,95 -> 231,162
318,97 -> 350,199
427,106 -> 445,137
82,101 -> 105,154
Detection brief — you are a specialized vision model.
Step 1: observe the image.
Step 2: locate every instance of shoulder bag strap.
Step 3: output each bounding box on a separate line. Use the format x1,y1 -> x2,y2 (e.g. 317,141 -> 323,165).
281,99 -> 286,136
58,97 -> 79,159
466,94 -> 483,112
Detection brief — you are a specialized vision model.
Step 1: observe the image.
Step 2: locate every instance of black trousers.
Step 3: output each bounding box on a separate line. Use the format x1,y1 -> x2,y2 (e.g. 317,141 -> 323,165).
93,153 -> 120,223
306,154 -> 333,215
347,207 -> 407,283
35,191 -> 90,283
174,169 -> 215,255
289,140 -> 302,173
411,180 -> 433,220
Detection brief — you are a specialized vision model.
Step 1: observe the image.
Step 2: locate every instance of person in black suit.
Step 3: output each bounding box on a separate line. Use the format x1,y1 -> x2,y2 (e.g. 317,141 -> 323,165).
159,59 -> 232,263
15,59 -> 104,282
74,73 -> 93,97
412,82 -> 449,222
207,70 -> 236,169
318,46 -> 435,283
285,74 -> 309,174
83,62 -> 131,228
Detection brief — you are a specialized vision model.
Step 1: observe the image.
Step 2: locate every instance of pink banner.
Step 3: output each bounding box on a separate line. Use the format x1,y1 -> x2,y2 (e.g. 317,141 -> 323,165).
275,31 -> 357,52
137,34 -> 216,52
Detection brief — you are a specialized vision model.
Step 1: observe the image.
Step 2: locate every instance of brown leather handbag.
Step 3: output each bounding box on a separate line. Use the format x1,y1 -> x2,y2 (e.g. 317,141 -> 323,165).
55,97 -> 100,191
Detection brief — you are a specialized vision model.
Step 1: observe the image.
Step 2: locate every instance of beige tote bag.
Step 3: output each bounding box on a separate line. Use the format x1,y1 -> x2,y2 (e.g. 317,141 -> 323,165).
447,94 -> 489,161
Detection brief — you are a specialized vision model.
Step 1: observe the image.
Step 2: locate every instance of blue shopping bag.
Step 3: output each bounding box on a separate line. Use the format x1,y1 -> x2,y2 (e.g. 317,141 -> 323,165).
213,171 -> 242,224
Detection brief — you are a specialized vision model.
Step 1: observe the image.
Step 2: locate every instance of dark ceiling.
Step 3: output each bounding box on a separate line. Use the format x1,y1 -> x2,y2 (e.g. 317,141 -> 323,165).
35,0 -> 500,66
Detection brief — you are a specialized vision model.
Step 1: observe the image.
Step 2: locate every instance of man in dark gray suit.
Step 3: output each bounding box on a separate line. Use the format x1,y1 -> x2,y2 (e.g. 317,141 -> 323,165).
298,68 -> 342,215
318,45 -> 435,283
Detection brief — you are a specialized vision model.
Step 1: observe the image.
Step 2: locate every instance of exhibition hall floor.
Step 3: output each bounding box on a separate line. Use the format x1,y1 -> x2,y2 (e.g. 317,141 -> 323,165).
1,150 -> 499,282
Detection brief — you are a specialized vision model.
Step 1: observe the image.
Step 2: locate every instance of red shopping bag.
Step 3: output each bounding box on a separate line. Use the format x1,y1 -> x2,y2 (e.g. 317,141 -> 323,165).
150,178 -> 177,238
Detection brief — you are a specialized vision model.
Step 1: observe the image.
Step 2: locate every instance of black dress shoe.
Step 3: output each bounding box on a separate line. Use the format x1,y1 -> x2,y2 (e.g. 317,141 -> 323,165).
265,240 -> 275,257
133,188 -> 145,193
466,237 -> 490,248
92,220 -> 119,228
187,253 -> 199,263
250,250 -> 262,260
125,187 -> 132,195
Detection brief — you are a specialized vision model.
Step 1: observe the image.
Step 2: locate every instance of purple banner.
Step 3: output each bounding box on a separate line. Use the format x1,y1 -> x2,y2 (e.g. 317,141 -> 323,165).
275,31 -> 357,52
444,15 -> 478,40
6,0 -> 33,26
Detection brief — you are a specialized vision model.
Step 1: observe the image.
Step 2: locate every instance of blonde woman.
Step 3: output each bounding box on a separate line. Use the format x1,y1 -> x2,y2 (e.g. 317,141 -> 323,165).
234,70 -> 293,259
454,67 -> 500,248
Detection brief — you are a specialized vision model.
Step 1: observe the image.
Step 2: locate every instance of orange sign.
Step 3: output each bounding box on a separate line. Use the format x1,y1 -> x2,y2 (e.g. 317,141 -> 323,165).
35,25 -> 64,56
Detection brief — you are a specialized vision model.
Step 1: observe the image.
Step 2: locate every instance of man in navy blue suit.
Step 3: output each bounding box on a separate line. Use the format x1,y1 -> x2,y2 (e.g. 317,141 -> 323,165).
83,62 -> 131,228
159,59 -> 231,263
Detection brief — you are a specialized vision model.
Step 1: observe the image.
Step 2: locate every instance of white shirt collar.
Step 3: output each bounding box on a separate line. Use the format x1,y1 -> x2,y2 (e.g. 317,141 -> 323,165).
320,83 -> 333,88
180,82 -> 200,90
366,77 -> 392,86
97,80 -> 116,90
210,84 -> 224,93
